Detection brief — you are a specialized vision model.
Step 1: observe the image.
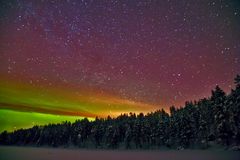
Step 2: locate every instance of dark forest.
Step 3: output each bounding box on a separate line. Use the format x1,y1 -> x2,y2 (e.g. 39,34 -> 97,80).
1,75 -> 240,150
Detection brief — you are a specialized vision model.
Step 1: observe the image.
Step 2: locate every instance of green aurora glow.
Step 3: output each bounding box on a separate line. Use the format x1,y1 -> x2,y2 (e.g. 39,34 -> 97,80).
0,79 -> 155,132
0,109 -> 92,132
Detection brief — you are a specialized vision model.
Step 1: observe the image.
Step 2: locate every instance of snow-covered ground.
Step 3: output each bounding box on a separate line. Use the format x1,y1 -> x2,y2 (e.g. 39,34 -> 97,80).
0,146 -> 239,160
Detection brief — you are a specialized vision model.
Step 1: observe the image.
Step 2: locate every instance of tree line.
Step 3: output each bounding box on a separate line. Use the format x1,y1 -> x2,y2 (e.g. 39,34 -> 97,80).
0,75 -> 240,149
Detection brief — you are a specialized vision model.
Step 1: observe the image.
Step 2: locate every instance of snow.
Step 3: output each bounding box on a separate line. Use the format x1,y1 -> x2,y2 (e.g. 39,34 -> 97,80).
0,146 -> 239,160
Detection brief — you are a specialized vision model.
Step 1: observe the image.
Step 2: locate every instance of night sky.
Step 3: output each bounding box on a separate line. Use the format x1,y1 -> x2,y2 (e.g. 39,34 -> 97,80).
0,0 -> 240,131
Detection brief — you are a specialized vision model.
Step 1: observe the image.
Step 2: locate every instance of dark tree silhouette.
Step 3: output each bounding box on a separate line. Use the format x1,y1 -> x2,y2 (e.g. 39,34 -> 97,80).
1,75 -> 240,150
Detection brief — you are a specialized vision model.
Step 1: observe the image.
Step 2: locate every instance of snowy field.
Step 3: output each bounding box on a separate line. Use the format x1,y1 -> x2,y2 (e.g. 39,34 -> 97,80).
0,146 -> 239,160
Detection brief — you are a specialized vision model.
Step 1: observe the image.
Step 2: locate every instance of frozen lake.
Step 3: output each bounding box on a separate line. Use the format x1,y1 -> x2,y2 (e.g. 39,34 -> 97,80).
0,146 -> 239,160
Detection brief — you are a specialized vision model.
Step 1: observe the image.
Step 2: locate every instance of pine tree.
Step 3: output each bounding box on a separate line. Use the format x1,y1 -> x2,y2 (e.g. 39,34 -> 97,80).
132,119 -> 142,148
211,85 -> 230,145
0,131 -> 9,145
124,125 -> 132,149
198,114 -> 208,148
228,75 -> 240,145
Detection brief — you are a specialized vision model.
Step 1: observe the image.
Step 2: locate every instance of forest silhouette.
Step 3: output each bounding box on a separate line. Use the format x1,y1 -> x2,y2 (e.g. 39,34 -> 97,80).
0,75 -> 239,150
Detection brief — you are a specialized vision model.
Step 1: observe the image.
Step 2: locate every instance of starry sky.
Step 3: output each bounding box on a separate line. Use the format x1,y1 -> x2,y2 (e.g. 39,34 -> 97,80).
0,0 -> 240,131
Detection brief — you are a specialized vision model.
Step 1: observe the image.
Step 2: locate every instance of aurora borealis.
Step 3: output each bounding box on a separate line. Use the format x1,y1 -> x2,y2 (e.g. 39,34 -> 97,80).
0,0 -> 240,132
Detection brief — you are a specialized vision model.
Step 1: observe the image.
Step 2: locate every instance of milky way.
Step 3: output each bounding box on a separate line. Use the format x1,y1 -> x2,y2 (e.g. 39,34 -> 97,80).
0,0 -> 240,131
